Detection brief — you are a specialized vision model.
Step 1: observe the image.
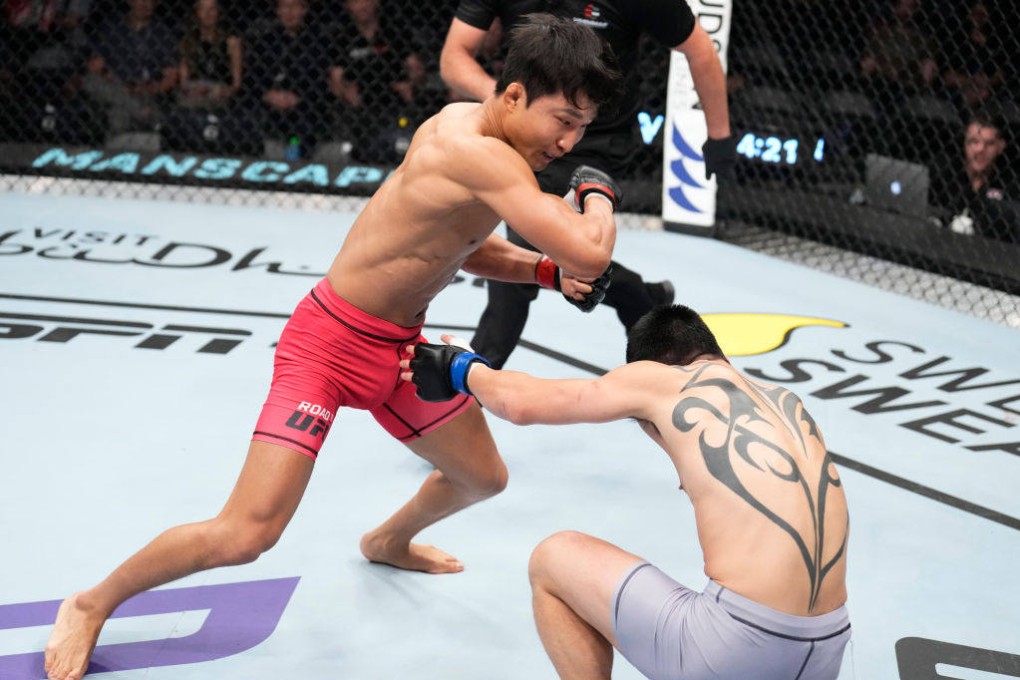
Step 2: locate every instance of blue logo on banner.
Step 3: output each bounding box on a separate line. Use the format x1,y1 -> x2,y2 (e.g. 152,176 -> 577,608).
637,112 -> 665,144
668,124 -> 704,214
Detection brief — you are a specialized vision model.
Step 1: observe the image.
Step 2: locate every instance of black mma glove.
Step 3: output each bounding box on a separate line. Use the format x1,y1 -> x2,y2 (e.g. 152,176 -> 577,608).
535,257 -> 612,313
569,165 -> 623,212
701,135 -> 737,180
410,341 -> 491,402
570,264 -> 612,312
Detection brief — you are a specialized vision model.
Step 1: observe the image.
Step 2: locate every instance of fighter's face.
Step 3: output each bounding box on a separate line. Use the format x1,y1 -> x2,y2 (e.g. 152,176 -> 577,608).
505,87 -> 596,171
964,123 -> 1005,177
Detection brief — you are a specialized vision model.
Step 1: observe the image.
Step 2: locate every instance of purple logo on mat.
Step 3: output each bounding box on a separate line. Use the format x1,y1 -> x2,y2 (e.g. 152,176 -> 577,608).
0,577 -> 299,678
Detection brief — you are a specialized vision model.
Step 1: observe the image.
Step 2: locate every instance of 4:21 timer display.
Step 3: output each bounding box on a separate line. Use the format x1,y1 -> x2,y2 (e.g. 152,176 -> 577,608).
735,132 -> 826,166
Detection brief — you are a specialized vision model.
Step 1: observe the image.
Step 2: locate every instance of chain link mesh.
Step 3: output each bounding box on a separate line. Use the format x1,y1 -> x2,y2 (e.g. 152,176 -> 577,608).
1,0 -> 1018,324
719,0 -> 1020,324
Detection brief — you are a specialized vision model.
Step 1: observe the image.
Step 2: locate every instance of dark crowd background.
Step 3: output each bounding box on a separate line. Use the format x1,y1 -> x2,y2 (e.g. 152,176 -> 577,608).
2,0 -> 1019,318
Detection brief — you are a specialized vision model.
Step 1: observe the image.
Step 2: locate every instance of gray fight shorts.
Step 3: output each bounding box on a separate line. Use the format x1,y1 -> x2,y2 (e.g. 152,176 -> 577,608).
611,562 -> 851,680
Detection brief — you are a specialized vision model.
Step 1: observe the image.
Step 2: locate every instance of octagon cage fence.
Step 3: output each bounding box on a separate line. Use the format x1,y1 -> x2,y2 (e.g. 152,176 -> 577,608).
2,0 -> 1018,325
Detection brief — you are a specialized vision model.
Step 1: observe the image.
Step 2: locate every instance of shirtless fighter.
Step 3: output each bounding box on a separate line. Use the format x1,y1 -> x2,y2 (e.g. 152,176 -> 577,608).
45,14 -> 621,680
403,305 -> 852,680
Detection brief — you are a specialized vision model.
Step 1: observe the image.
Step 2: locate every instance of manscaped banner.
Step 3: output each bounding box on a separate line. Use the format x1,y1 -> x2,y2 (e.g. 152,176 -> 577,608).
0,143 -> 393,196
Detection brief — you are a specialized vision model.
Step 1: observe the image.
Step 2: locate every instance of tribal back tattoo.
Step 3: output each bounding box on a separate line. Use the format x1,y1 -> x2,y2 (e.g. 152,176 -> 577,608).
671,364 -> 848,612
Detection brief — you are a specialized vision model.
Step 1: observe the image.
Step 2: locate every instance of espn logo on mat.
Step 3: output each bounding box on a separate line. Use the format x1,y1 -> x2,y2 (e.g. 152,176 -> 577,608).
0,311 -> 252,354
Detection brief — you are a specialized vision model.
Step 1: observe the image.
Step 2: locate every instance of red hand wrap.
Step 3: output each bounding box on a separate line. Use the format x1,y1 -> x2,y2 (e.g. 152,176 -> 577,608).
535,256 -> 559,290
575,182 -> 617,209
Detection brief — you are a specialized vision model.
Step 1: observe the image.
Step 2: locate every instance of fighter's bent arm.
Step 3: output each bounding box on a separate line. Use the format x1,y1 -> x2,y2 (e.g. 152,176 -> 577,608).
455,138 -> 615,279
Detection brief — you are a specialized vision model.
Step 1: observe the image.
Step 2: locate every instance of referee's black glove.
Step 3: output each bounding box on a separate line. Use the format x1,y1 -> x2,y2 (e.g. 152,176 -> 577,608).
702,135 -> 737,180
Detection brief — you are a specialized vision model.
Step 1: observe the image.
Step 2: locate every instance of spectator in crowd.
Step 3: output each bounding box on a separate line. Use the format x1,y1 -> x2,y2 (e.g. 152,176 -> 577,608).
165,0 -> 244,151
246,0 -> 330,158
440,0 -> 734,370
941,0 -> 1007,114
2,0 -> 91,72
177,0 -> 240,109
1,0 -> 97,142
82,0 -> 178,136
930,111 -> 1018,243
859,0 -> 937,105
328,0 -> 427,163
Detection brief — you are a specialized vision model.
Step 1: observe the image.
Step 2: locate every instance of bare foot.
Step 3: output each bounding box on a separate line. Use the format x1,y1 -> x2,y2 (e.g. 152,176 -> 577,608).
360,532 -> 464,574
44,593 -> 105,680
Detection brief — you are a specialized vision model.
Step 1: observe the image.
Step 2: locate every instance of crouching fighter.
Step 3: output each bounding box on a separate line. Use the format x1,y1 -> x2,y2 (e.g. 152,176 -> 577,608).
402,305 -> 851,680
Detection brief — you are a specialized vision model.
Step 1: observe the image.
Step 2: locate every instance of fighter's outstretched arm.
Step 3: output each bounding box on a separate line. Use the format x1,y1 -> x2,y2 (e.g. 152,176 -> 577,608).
466,364 -> 637,425
401,337 -> 660,425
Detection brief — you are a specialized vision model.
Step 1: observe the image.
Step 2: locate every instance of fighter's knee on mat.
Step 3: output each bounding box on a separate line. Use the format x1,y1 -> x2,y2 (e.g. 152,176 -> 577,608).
528,530 -> 587,583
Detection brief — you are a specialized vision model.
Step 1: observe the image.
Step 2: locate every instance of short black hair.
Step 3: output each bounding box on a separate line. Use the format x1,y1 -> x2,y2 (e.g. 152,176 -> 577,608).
967,109 -> 1007,140
626,305 -> 725,365
495,13 -> 620,112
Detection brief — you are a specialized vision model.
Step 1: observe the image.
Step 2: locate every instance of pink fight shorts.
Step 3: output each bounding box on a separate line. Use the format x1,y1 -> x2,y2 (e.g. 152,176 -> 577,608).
252,279 -> 473,459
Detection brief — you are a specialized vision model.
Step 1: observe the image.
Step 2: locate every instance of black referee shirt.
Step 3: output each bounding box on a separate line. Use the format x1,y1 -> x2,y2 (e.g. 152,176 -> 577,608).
454,0 -> 696,134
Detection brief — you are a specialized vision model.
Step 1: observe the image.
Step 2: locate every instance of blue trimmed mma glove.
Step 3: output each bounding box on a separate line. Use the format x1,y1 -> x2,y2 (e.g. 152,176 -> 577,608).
411,341 -> 492,402
535,256 -> 612,313
569,165 -> 623,212
701,135 -> 737,180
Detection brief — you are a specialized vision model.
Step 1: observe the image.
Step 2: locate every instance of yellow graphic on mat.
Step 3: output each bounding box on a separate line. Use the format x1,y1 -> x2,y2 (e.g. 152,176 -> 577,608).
702,314 -> 847,357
